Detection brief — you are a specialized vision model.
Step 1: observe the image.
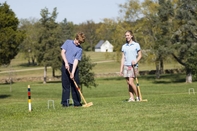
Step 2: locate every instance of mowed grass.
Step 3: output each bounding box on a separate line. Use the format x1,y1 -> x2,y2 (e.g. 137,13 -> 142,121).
0,52 -> 183,79
0,51 -> 193,130
1,74 -> 197,131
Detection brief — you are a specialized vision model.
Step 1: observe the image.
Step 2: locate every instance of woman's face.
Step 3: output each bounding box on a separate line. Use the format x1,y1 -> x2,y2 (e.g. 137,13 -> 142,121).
125,32 -> 133,43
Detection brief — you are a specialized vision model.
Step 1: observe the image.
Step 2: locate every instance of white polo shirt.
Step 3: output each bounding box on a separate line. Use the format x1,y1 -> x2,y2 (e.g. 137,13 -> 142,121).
121,41 -> 141,66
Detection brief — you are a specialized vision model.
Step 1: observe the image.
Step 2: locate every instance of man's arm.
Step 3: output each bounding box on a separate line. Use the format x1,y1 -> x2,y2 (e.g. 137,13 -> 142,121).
61,49 -> 69,70
70,59 -> 79,79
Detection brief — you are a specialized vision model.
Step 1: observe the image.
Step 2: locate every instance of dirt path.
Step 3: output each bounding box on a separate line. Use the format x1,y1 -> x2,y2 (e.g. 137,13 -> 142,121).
0,67 -> 46,74
0,60 -> 115,74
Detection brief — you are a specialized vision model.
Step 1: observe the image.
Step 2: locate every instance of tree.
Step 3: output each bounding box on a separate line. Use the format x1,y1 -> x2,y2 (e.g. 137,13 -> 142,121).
171,0 -> 197,82
35,7 -> 62,83
96,19 -> 118,48
110,20 -> 128,61
77,20 -> 97,51
119,0 -> 161,73
78,53 -> 97,92
119,0 -> 142,22
0,2 -> 25,66
187,45 -> 197,80
153,0 -> 174,78
19,18 -> 40,65
59,18 -> 75,41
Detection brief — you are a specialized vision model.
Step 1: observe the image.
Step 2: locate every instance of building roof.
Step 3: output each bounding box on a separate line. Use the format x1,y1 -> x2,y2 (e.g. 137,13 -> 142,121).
95,40 -> 105,49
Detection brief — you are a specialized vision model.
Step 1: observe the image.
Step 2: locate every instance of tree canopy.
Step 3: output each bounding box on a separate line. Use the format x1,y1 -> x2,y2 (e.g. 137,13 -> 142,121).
2,0 -> 197,83
79,53 -> 97,91
0,2 -> 25,66
171,0 -> 197,82
35,7 -> 62,83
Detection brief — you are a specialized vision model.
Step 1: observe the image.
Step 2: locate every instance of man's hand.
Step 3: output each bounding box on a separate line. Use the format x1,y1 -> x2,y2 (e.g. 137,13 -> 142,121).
65,63 -> 69,70
70,73 -> 74,79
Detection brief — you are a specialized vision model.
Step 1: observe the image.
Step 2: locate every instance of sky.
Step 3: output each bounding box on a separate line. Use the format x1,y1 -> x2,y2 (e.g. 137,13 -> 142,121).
1,0 -> 128,24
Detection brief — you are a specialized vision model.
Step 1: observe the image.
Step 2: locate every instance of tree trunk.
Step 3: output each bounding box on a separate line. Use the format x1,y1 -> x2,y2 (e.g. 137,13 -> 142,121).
155,61 -> 160,79
28,59 -> 30,65
160,59 -> 164,74
32,57 -> 35,65
186,69 -> 192,83
90,41 -> 93,51
43,66 -> 47,84
52,68 -> 55,77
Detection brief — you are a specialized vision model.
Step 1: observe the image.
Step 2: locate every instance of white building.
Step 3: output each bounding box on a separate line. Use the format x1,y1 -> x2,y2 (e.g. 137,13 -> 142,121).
95,40 -> 114,52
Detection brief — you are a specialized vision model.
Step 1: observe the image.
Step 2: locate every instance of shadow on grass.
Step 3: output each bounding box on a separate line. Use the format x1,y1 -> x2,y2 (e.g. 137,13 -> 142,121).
0,83 -> 15,85
35,81 -> 61,84
142,74 -> 186,84
47,81 -> 61,84
100,74 -> 186,84
18,63 -> 38,67
122,99 -> 129,102
153,79 -> 185,84
98,77 -> 124,81
0,95 -> 11,99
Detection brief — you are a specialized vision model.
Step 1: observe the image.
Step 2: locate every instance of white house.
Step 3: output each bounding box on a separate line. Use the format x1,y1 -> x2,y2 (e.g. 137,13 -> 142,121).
95,40 -> 114,52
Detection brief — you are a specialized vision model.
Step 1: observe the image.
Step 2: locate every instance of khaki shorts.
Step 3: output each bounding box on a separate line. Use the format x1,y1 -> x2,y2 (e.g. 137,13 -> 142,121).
123,66 -> 138,78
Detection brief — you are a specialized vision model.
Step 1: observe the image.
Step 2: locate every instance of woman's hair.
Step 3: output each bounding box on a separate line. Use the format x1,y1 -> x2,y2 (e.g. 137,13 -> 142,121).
125,30 -> 136,42
75,32 -> 86,43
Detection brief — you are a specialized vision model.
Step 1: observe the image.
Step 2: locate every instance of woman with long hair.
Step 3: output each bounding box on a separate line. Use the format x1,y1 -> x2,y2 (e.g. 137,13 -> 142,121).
120,30 -> 142,102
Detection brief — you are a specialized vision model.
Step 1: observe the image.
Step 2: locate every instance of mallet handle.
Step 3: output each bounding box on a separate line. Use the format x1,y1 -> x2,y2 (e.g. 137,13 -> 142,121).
132,66 -> 142,101
67,69 -> 88,104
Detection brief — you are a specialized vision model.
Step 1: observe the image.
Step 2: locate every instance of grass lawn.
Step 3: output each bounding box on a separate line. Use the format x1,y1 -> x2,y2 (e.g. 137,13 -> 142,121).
0,74 -> 197,131
0,52 -> 183,80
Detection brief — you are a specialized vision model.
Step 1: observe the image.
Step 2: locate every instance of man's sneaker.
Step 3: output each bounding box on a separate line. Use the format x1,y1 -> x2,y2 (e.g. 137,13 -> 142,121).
135,97 -> 140,101
128,98 -> 135,102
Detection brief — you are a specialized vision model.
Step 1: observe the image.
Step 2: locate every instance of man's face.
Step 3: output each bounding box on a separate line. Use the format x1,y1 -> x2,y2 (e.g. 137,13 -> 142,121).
76,40 -> 81,45
75,39 -> 82,46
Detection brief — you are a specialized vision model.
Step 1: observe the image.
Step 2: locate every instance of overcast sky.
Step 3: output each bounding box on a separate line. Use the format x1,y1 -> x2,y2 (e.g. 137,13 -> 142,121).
1,0 -> 130,24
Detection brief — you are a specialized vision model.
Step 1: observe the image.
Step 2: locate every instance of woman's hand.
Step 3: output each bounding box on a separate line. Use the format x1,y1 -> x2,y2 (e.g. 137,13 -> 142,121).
120,70 -> 123,76
131,60 -> 137,66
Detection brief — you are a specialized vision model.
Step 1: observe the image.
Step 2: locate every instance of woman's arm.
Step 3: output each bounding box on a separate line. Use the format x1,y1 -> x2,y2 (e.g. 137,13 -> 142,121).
120,52 -> 124,76
132,50 -> 142,66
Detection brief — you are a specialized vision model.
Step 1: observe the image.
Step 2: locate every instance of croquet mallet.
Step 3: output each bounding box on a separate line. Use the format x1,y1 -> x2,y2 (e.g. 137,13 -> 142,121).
133,66 -> 147,102
67,69 -> 93,107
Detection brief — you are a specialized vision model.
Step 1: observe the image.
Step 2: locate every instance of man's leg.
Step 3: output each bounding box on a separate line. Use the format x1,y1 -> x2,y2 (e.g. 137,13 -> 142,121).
71,67 -> 81,106
61,65 -> 71,106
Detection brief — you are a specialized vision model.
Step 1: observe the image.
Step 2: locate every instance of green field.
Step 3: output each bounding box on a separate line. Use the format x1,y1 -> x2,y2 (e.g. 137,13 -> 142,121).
1,51 -> 196,131
0,52 -> 183,80
0,74 -> 197,131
